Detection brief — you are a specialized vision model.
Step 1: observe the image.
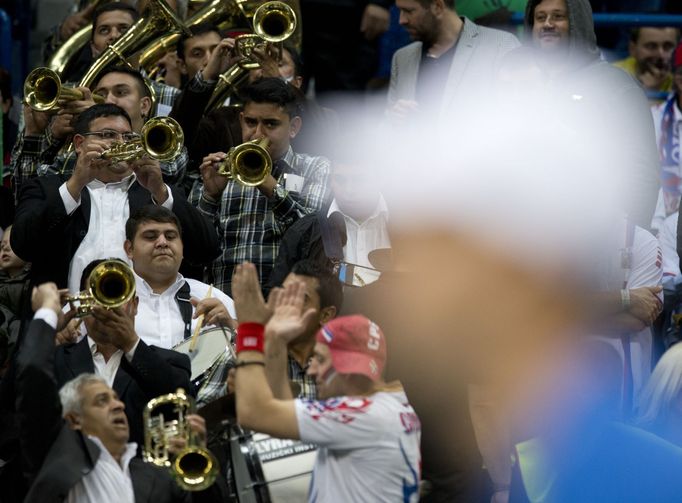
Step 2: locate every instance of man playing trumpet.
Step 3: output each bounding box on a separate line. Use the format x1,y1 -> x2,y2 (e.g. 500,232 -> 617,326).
15,281 -> 228,502
198,77 -> 331,296
10,103 -> 219,293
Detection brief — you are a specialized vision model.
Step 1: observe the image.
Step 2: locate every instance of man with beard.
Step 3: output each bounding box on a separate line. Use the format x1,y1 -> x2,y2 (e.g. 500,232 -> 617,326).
387,0 -> 519,121
524,0 -> 661,229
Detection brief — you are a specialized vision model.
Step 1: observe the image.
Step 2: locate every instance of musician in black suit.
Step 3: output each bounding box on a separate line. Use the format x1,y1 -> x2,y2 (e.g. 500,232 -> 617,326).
16,282 -> 226,503
10,103 -> 220,294
54,258 -> 193,448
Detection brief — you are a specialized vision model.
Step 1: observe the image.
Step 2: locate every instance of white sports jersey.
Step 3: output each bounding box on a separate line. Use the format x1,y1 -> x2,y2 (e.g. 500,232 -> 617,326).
295,389 -> 421,503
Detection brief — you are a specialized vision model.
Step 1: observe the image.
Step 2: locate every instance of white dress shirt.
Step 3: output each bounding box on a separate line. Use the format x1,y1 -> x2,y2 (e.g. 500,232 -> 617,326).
134,272 -> 236,349
66,436 -> 137,503
60,175 -> 174,295
87,336 -> 139,387
327,195 -> 391,285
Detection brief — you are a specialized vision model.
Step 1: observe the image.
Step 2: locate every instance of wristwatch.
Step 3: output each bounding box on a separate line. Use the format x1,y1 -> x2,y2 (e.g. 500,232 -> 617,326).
271,183 -> 287,202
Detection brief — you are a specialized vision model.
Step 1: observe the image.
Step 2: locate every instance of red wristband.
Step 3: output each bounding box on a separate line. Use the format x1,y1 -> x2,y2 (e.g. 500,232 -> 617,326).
236,322 -> 265,354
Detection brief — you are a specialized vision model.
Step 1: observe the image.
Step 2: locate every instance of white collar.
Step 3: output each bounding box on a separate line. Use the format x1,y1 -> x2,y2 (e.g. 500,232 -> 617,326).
134,270 -> 185,297
87,435 -> 138,470
87,173 -> 136,191
327,194 -> 389,224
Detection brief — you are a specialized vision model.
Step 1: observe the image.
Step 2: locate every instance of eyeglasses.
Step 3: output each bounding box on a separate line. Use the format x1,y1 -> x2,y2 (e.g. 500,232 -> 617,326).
81,129 -> 140,142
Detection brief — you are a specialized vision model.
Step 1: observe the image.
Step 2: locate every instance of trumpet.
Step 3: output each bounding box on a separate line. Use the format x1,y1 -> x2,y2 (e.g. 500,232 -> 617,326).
144,388 -> 219,491
66,259 -> 136,317
217,138 -> 272,187
235,1 -> 297,70
24,67 -> 104,112
101,116 -> 184,163
204,1 -> 297,112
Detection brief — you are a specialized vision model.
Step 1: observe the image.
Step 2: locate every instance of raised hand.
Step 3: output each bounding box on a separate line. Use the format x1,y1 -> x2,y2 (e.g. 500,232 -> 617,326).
131,157 -> 168,203
232,262 -> 272,324
265,279 -> 317,344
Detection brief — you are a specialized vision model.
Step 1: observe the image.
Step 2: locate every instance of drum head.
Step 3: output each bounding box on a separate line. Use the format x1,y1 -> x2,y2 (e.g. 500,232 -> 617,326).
173,326 -> 233,381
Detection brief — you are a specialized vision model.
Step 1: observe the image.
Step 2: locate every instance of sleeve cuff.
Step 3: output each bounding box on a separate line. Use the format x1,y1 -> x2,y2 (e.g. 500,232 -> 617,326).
155,184 -> 174,209
125,338 -> 141,362
189,71 -> 217,92
59,182 -> 81,215
34,308 -> 58,330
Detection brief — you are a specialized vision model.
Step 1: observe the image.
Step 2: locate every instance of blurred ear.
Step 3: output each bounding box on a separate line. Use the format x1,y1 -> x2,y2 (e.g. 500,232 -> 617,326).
73,133 -> 86,154
139,96 -> 152,120
289,116 -> 302,139
123,239 -> 134,260
64,412 -> 82,430
319,305 -> 336,325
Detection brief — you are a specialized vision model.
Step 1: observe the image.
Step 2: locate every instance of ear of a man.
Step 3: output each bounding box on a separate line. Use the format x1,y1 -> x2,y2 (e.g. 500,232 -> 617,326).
64,412 -> 82,430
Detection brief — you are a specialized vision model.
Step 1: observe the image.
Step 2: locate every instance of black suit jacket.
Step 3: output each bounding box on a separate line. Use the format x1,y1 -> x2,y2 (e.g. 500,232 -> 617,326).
16,319 -> 226,503
10,174 -> 220,288
54,337 -> 193,448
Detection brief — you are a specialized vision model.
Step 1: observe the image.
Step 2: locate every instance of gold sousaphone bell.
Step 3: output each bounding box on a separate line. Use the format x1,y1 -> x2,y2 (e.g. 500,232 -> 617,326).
66,259 -> 136,317
144,388 -> 219,491
100,116 -> 185,163
218,137 -> 272,187
23,67 -> 105,112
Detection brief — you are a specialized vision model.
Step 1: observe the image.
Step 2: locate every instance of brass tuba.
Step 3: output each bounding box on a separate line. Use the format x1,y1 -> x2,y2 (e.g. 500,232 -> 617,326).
79,0 -> 190,89
24,67 -> 104,112
217,137 -> 272,186
139,0 -> 251,74
66,259 -> 136,317
101,116 -> 184,162
144,388 -> 219,491
46,25 -> 92,76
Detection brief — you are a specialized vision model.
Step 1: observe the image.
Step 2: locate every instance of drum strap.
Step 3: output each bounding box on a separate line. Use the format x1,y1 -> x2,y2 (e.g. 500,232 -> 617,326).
175,281 -> 193,340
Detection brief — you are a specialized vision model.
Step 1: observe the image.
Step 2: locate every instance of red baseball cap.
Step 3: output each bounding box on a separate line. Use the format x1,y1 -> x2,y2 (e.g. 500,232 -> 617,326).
316,315 -> 387,382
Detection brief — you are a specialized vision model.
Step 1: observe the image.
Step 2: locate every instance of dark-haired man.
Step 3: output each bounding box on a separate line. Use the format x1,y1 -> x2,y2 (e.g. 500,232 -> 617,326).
123,205 -> 235,350
54,258 -> 193,448
10,103 -> 219,294
12,66 -> 187,199
388,0 -> 519,120
44,2 -> 140,84
199,78 -> 330,295
232,259 -> 342,400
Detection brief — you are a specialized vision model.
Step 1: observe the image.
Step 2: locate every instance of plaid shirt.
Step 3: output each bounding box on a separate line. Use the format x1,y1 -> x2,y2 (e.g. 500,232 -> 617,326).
288,355 -> 317,400
198,146 -> 330,293
10,81 -> 184,199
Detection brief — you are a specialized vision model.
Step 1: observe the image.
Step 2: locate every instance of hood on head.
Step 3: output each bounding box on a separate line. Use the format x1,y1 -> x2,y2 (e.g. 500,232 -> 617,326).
524,0 -> 600,65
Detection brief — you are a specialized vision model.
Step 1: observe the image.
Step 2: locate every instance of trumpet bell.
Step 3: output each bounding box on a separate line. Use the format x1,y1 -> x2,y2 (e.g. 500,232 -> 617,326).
253,1 -> 297,43
24,67 -> 104,112
66,259 -> 136,317
101,117 -> 184,163
218,138 -> 272,187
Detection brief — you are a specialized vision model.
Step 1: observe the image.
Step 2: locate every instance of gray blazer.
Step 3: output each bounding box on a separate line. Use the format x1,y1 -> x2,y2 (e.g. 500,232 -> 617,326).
388,18 -> 520,116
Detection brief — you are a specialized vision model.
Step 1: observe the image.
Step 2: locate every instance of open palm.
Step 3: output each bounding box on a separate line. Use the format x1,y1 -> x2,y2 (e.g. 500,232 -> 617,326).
266,281 -> 317,344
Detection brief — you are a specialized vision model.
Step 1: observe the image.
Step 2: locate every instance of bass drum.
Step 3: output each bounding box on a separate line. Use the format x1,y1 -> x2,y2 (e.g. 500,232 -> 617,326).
228,425 -> 317,502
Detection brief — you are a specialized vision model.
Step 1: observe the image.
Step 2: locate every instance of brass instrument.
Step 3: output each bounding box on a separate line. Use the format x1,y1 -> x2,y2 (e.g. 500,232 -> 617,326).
217,137 -> 271,186
204,1 -> 297,112
139,0 -> 250,73
66,259 -> 136,317
24,67 -> 105,112
46,25 -> 92,76
144,388 -> 219,491
79,0 -> 190,89
235,1 -> 297,70
101,116 -> 184,162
